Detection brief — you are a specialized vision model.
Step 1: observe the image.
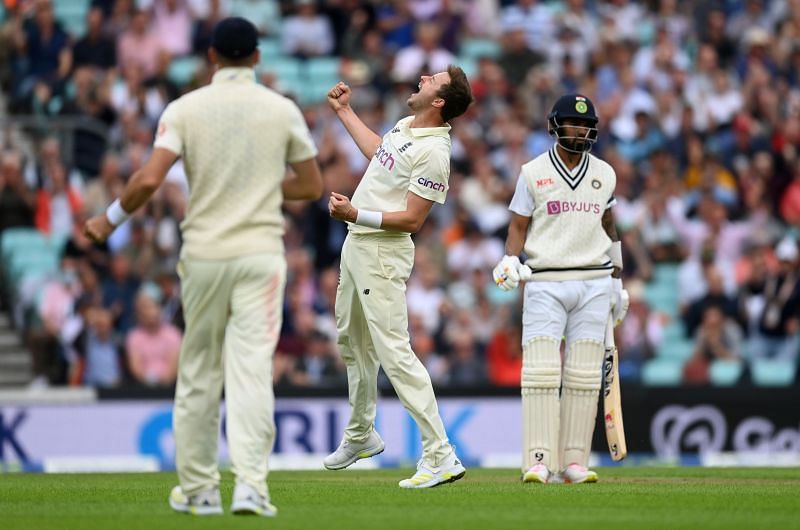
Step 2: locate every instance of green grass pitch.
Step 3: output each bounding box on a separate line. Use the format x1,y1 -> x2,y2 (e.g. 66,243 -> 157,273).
2,467 -> 799,530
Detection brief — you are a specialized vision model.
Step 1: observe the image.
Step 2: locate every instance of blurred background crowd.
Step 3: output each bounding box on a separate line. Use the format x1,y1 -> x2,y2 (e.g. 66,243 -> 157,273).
1,0 -> 800,391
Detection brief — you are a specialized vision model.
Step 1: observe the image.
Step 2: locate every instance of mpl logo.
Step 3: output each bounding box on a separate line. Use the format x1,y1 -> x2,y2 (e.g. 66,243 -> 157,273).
536,178 -> 554,188
418,177 -> 445,192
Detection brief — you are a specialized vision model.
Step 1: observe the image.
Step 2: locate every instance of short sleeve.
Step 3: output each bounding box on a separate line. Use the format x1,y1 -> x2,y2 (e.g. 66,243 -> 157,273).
153,102 -> 184,155
408,143 -> 450,204
509,173 -> 534,216
286,102 -> 319,163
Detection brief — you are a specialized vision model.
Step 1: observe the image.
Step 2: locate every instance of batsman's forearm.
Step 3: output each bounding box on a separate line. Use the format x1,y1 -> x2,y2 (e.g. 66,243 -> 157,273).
336,107 -> 382,160
505,224 -> 526,256
119,170 -> 161,213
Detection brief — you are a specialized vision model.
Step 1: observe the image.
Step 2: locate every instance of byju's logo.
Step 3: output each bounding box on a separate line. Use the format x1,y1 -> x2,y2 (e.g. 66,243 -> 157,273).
546,200 -> 601,215
417,177 -> 445,192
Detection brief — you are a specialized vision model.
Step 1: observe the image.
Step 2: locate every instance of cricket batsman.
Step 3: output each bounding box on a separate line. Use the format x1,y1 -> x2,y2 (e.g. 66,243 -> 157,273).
492,94 -> 628,484
324,67 -> 473,488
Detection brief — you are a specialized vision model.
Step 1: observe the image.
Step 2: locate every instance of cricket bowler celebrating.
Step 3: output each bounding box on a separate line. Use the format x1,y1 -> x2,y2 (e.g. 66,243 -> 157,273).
84,18 -> 323,516
492,94 -> 628,484
325,67 -> 472,488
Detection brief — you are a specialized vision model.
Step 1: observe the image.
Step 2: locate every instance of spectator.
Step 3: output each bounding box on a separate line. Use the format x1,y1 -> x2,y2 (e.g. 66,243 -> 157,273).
500,0 -> 553,54
684,305 -> 743,384
496,25 -> 545,87
102,253 -> 141,334
390,22 -> 455,83
72,7 -> 117,70
80,307 -> 122,387
13,0 -> 72,107
750,236 -> 800,360
281,0 -> 334,58
125,290 -> 181,386
0,150 -> 36,231
117,9 -> 164,79
151,0 -> 194,58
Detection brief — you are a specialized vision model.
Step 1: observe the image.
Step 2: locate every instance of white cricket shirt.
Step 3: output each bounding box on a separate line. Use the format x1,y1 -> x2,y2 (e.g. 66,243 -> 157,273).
154,67 -> 318,259
509,146 -> 617,281
349,116 -> 451,236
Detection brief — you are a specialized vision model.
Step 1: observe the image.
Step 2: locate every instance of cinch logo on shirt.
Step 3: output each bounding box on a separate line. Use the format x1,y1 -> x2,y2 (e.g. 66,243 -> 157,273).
418,177 -> 445,192
546,200 -> 602,215
375,144 -> 395,171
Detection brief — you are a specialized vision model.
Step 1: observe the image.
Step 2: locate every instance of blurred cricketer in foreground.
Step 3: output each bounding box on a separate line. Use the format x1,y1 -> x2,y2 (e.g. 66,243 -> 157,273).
84,17 -> 322,517
324,66 -> 473,488
493,93 -> 628,484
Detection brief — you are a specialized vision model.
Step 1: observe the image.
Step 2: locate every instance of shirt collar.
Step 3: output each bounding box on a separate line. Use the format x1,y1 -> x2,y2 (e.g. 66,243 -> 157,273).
399,116 -> 451,138
211,67 -> 256,84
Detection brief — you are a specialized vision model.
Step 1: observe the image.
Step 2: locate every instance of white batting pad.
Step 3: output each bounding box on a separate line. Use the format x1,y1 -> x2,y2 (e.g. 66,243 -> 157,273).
560,339 -> 603,469
521,337 -> 561,472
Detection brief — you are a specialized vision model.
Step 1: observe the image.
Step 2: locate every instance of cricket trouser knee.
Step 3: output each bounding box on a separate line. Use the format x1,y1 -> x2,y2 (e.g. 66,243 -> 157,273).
560,339 -> 604,469
521,336 -> 561,472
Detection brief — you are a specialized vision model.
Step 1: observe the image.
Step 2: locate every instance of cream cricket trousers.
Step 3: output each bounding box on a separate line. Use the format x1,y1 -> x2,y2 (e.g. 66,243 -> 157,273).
336,233 -> 452,466
174,252 -> 286,498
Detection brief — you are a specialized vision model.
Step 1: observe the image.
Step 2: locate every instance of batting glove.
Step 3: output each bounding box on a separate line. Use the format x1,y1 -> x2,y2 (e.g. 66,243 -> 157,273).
611,278 -> 629,326
493,255 -> 532,291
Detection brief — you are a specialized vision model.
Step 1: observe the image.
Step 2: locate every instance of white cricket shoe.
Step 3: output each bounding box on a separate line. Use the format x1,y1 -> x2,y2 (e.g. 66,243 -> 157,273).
323,430 -> 385,470
562,463 -> 598,484
522,463 -> 550,484
398,451 -> 466,489
231,482 -> 278,517
168,485 -> 223,515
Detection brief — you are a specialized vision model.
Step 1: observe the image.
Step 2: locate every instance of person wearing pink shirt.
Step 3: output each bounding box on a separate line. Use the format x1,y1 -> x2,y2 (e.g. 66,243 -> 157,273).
126,291 -> 181,386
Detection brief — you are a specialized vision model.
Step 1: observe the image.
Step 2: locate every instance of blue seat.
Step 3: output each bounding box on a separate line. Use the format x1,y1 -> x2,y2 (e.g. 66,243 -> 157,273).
1,228 -> 49,263
459,38 -> 501,60
8,247 -> 59,285
641,357 -> 685,386
260,57 -> 303,83
258,38 -> 283,59
750,358 -> 797,386
709,359 -> 743,386
307,57 -> 341,79
656,338 -> 694,360
168,56 -> 202,87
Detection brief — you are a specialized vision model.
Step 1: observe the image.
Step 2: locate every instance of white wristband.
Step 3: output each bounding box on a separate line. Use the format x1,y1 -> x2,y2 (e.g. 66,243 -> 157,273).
355,209 -> 382,229
609,241 -> 623,270
106,199 -> 131,227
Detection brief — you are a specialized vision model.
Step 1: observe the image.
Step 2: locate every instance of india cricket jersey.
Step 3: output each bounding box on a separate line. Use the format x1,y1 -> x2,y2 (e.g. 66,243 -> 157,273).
509,146 -> 617,281
154,67 -> 318,260
349,116 -> 451,236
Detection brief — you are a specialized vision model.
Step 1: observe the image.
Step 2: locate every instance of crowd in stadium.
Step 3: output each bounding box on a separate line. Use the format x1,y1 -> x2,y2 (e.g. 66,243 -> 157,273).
1,0 -> 799,390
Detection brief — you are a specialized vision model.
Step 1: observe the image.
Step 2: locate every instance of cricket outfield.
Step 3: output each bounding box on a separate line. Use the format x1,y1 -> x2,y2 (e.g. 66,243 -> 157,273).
2,467 -> 799,530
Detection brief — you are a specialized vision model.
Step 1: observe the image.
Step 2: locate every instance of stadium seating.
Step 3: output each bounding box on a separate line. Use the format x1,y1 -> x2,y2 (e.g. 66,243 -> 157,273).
53,0 -> 90,38
168,56 -> 203,87
1,228 -> 50,266
709,359 -> 744,386
656,337 -> 694,360
459,38 -> 501,60
750,358 -> 797,386
641,357 -> 684,386
258,38 -> 282,60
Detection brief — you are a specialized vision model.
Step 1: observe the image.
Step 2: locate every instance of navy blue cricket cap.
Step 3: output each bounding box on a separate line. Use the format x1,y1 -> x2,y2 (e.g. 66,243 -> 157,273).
211,17 -> 258,59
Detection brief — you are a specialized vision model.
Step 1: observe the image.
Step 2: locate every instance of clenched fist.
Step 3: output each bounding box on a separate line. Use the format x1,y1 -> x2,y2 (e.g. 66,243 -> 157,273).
327,82 -> 352,112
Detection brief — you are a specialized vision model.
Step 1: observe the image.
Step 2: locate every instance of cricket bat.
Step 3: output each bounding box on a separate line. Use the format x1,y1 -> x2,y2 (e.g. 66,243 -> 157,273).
602,312 -> 627,461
